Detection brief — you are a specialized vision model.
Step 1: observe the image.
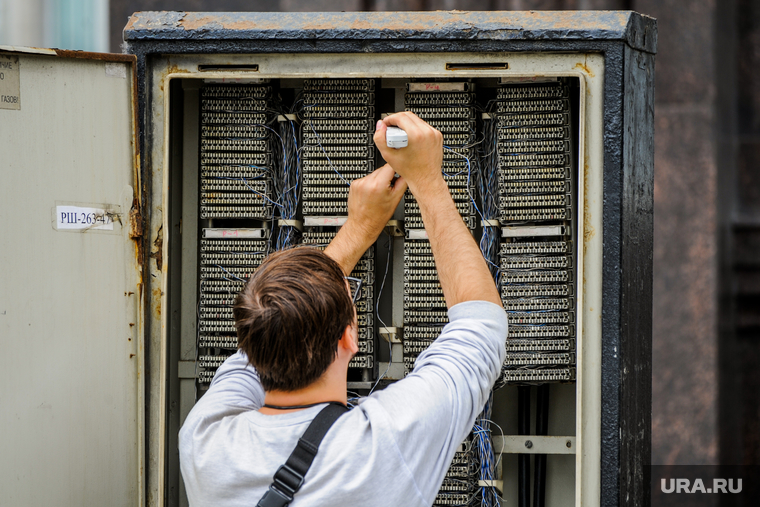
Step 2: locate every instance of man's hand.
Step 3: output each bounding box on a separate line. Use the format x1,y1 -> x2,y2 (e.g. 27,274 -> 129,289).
324,164 -> 406,275
346,163 -> 407,243
374,112 -> 445,198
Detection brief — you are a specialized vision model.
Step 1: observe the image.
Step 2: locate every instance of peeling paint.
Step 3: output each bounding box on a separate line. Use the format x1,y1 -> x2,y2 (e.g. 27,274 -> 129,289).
129,199 -> 143,239
167,11 -> 633,35
149,224 -> 163,272
124,11 -> 656,54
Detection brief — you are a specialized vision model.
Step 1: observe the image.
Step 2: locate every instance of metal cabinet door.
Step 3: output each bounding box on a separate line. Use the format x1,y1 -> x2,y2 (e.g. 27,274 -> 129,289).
0,48 -> 142,507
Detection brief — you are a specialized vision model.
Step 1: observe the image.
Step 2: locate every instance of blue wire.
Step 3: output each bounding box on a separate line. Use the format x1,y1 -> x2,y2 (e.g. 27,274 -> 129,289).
442,145 -> 500,275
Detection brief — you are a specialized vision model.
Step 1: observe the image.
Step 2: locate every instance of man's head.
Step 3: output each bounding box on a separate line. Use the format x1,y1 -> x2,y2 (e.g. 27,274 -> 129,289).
233,247 -> 355,392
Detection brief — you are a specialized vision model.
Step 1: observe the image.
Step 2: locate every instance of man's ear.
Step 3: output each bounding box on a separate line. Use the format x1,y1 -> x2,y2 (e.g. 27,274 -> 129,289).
338,324 -> 359,355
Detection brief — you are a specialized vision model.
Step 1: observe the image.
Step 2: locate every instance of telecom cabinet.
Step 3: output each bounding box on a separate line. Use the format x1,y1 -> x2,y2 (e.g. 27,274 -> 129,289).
0,10 -> 655,507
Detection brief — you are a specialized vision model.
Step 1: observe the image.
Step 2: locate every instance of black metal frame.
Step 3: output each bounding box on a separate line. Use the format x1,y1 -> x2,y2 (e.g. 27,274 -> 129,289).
123,11 -> 656,507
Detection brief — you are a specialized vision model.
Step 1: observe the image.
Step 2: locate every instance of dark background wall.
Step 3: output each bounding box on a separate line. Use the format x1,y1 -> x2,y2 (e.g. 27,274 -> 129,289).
110,0 -> 760,467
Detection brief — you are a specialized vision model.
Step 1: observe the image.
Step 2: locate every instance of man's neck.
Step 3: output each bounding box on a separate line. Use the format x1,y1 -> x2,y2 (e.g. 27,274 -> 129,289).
259,361 -> 348,415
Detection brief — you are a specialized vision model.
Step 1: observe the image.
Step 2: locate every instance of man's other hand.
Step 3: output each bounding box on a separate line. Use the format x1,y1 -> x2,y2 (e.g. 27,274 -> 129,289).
325,164 -> 406,275
346,163 -> 407,244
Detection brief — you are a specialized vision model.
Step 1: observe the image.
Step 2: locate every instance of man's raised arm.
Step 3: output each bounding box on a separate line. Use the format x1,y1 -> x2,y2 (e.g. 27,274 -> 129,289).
374,112 -> 501,308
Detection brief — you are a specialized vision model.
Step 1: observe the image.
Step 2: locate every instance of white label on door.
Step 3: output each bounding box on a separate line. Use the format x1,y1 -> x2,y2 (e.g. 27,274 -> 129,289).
55,205 -> 116,231
0,55 -> 20,110
105,62 -> 127,79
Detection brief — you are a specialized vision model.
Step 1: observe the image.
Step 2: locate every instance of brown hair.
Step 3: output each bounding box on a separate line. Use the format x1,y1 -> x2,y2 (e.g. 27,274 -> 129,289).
233,246 -> 354,392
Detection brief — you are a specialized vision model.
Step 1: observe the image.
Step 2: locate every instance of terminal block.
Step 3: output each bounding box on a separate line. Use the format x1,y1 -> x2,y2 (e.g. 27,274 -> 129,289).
202,98 -> 269,112
497,112 -> 569,129
201,84 -> 272,100
402,82 -> 477,344
196,235 -> 268,388
497,98 -> 569,114
497,124 -> 570,142
500,165 -> 569,181
402,325 -> 444,376
508,325 -> 574,339
412,107 -> 475,121
201,111 -> 267,125
200,84 -> 275,222
498,368 -> 577,385
303,78 -> 375,92
502,283 -> 572,298
505,338 -> 576,353
302,91 -> 375,105
433,439 -> 479,507
302,105 -> 374,119
301,79 -> 376,220
197,352 -> 236,385
495,80 -> 577,386
496,81 -> 569,101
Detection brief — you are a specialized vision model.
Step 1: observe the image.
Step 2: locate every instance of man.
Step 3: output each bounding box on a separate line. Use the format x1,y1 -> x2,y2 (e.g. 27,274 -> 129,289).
180,112 -> 508,506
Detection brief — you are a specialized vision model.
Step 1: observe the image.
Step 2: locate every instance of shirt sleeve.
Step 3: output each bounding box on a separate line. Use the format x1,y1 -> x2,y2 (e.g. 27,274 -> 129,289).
209,350 -> 266,408
365,300 -> 508,504
183,350 -> 266,426
179,351 -> 266,502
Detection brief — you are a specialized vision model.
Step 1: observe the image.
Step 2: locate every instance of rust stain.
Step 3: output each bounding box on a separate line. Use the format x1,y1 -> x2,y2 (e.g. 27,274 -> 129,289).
574,61 -> 595,78
222,19 -> 268,30
152,288 -> 162,317
345,19 -> 373,31
123,12 -> 139,31
134,234 -> 144,281
165,64 -> 186,76
125,44 -> 143,296
54,49 -> 136,63
129,199 -> 143,239
168,11 -> 629,35
149,225 -> 163,272
159,64 -> 189,92
129,195 -> 145,285
583,159 -> 595,259
300,12 -> 462,32
180,14 -> 223,31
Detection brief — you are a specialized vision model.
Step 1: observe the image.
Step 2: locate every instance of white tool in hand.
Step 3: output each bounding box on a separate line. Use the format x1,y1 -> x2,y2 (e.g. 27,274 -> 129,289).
385,126 -> 408,149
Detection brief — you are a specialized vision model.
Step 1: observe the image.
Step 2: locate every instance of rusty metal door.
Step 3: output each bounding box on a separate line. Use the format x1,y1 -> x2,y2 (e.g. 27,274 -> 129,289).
0,47 -> 143,507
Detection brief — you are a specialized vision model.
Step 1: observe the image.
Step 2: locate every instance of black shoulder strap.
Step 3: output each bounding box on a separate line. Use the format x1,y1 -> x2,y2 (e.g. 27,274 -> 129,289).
256,402 -> 349,507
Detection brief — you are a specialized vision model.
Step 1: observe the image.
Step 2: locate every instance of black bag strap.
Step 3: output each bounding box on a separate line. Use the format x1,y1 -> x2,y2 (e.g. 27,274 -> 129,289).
256,402 -> 349,507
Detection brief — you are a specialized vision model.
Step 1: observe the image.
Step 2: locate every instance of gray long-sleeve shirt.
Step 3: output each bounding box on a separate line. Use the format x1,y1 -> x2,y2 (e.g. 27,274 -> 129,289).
179,300 -> 507,507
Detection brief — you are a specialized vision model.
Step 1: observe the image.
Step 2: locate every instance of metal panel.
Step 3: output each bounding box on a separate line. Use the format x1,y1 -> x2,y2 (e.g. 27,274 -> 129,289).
123,11 -> 656,507
0,50 -> 141,506
617,45 -> 655,507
